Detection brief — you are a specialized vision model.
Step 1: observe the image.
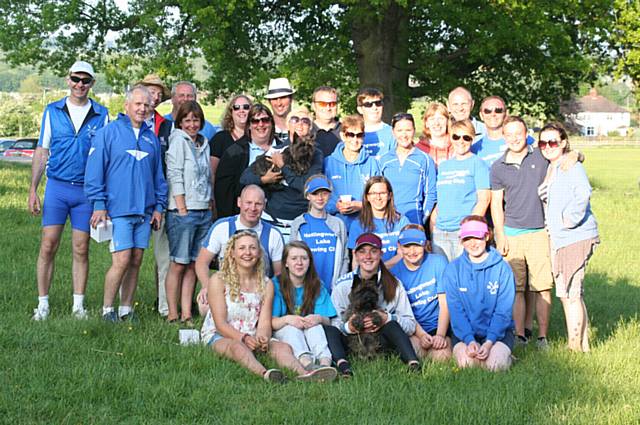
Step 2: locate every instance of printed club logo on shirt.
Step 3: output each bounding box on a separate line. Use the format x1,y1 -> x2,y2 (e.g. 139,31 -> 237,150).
487,281 -> 499,295
126,150 -> 149,161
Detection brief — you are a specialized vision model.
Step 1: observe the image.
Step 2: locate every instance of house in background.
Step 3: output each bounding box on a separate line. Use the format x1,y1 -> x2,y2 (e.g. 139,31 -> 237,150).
561,88 -> 631,136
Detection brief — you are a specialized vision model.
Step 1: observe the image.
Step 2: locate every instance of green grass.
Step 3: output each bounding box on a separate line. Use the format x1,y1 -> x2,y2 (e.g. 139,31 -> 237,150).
1,148 -> 639,424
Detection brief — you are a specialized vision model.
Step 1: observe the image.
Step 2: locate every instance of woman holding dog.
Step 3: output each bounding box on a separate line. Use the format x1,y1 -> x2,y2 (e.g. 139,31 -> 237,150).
165,101 -> 212,324
538,123 -> 599,352
290,175 -> 349,291
201,230 -> 337,382
379,113 -> 437,226
347,175 -> 410,268
271,241 -> 336,370
325,233 -> 420,377
444,215 -> 515,372
391,224 -> 452,361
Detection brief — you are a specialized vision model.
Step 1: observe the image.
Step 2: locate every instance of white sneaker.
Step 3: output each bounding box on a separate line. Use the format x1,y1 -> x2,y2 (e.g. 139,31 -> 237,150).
72,307 -> 89,320
32,306 -> 49,321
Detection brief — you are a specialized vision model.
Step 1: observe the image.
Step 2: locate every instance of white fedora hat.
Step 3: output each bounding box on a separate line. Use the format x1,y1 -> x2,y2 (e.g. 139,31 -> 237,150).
265,77 -> 296,99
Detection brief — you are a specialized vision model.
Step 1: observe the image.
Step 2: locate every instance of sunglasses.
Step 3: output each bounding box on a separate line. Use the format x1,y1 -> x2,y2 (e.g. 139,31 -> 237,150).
250,117 -> 271,125
539,139 -> 561,149
289,116 -> 312,125
344,131 -> 365,139
482,107 -> 504,114
361,100 -> 383,108
69,75 -> 93,85
314,100 -> 337,108
391,113 -> 414,125
451,134 -> 473,142
233,104 -> 251,111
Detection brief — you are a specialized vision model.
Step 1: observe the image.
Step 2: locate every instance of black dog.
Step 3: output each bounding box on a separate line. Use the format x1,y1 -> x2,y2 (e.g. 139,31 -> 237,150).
250,135 -> 316,191
344,276 -> 384,359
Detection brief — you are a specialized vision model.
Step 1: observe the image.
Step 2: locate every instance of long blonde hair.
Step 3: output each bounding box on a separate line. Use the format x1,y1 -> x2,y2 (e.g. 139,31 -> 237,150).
220,230 -> 267,302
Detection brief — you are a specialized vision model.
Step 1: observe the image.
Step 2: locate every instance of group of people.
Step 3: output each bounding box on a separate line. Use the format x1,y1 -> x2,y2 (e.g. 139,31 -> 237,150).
29,60 -> 599,382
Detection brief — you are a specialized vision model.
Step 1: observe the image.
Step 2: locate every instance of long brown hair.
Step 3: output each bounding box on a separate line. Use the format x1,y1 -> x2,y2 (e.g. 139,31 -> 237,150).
359,176 -> 400,233
221,94 -> 252,132
279,241 -> 322,316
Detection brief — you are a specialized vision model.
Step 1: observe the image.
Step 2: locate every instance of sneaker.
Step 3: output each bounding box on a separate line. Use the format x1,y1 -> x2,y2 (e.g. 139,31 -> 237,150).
120,312 -> 139,324
536,337 -> 550,351
524,328 -> 533,340
515,335 -> 529,347
263,368 -> 286,383
72,307 -> 89,320
407,361 -> 422,374
303,362 -> 322,372
102,311 -> 120,323
337,361 -> 353,378
297,366 -> 337,383
32,306 -> 49,321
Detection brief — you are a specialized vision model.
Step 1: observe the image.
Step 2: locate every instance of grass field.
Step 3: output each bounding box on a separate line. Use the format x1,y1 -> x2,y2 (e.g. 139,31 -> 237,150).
1,148 -> 639,424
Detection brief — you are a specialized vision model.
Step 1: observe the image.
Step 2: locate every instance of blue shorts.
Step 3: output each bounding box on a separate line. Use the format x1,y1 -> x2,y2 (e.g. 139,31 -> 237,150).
207,332 -> 224,346
109,215 -> 152,253
42,178 -> 92,233
451,331 -> 515,351
166,210 -> 212,264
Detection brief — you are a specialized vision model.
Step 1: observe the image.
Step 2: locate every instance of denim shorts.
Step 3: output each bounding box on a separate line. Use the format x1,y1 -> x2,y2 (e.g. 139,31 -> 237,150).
109,215 -> 151,253
166,210 -> 212,264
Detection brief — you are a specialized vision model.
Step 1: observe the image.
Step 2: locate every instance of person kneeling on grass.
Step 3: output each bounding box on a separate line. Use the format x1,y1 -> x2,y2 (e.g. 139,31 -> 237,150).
444,216 -> 515,372
272,241 -> 336,370
200,230 -> 337,383
325,233 -> 421,377
391,224 -> 452,361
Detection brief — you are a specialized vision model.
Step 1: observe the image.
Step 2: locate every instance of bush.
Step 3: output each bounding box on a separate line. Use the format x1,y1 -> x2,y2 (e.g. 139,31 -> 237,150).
0,94 -> 39,137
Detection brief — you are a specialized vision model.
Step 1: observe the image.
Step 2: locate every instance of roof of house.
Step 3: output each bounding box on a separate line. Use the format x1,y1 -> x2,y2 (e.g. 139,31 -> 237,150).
561,88 -> 629,114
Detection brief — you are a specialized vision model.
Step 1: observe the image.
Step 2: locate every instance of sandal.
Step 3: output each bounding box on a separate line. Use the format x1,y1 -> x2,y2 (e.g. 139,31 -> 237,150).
263,369 -> 286,383
181,317 -> 194,327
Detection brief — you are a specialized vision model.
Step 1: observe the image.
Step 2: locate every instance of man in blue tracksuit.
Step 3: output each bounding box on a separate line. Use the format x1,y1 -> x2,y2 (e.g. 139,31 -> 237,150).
323,114 -> 380,229
85,85 -> 168,322
29,61 -> 109,321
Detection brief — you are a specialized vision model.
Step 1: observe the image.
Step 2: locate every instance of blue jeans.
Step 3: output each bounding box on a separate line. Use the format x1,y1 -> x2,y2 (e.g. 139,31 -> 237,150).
431,227 -> 462,262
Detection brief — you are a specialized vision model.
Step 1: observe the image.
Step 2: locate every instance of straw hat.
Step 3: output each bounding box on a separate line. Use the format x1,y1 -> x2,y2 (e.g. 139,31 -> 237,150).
137,74 -> 171,102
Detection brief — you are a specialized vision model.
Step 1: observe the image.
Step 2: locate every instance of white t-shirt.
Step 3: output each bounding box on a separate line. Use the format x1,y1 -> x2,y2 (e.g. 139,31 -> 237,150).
66,99 -> 92,133
203,217 -> 283,263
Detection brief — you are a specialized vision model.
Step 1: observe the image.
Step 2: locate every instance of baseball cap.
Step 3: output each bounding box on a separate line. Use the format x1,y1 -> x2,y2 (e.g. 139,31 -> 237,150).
398,228 -> 426,246
304,175 -> 332,195
355,233 -> 382,251
459,220 -> 489,239
69,61 -> 95,79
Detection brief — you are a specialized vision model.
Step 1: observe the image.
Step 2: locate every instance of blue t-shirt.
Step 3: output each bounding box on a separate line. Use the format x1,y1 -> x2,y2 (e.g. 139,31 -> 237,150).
471,137 -> 508,167
348,215 -> 411,262
297,214 -> 339,292
391,253 -> 449,332
272,277 -> 337,318
363,123 -> 395,159
436,155 -> 490,231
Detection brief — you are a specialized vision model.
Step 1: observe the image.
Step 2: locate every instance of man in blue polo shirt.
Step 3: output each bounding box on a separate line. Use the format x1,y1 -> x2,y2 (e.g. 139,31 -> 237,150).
490,116 -> 553,349
29,60 -> 109,321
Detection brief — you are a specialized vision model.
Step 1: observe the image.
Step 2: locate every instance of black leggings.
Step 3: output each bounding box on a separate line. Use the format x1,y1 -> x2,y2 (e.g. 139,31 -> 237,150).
323,321 -> 418,364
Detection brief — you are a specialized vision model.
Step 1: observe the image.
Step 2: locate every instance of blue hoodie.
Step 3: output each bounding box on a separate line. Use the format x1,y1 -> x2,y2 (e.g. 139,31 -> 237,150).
84,113 -> 168,218
444,247 -> 514,344
323,142 -> 380,227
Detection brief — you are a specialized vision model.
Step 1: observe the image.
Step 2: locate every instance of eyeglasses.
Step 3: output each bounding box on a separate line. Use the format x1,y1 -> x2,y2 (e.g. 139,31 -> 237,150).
451,134 -> 473,142
539,139 -> 561,149
360,100 -> 383,108
314,100 -> 337,108
233,104 -> 251,111
367,191 -> 389,198
69,75 -> 93,85
250,117 -> 271,125
289,116 -> 312,125
482,107 -> 504,114
344,131 -> 365,139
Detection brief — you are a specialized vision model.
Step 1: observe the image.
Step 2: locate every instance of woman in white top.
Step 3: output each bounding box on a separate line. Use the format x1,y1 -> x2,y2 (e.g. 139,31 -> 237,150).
201,230 -> 337,383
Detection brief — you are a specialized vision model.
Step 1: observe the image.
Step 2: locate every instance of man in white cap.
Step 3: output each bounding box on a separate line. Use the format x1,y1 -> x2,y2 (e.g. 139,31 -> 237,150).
265,77 -> 295,144
29,60 -> 110,320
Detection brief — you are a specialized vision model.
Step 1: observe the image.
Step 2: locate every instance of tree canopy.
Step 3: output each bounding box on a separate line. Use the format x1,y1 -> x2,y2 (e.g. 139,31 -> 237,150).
0,0 -> 616,119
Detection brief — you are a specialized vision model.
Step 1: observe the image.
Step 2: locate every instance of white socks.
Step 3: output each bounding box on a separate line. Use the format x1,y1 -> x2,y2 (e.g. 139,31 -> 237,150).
103,306 -> 114,315
73,294 -> 84,311
37,296 -> 49,310
118,306 -> 132,317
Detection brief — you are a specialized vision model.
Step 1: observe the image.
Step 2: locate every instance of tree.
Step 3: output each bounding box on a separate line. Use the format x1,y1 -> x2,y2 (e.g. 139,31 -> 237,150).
0,0 -> 614,120
614,0 -> 640,105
